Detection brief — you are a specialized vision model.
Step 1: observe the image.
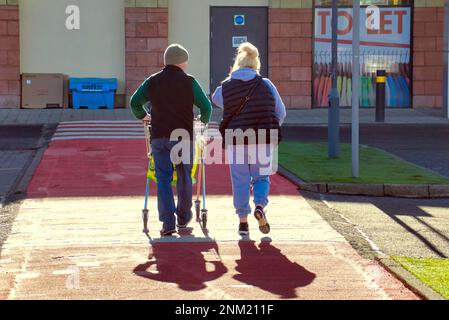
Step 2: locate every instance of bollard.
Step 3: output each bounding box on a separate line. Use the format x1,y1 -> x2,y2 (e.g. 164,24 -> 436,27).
376,70 -> 386,122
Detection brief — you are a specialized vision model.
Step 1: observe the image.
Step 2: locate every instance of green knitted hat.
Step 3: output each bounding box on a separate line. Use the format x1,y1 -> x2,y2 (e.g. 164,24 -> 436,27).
164,44 -> 189,65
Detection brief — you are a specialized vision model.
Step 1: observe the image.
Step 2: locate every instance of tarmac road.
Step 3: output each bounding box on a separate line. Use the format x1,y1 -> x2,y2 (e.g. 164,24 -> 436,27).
0,125 -> 54,200
0,125 -> 54,254
282,124 -> 449,178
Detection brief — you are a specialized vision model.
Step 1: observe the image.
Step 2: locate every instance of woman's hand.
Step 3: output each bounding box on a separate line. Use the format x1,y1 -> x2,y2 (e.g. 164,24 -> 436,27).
142,115 -> 151,125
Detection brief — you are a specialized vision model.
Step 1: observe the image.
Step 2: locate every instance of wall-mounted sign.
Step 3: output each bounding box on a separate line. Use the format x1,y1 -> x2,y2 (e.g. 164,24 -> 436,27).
232,36 -> 247,48
234,15 -> 245,26
313,6 -> 412,108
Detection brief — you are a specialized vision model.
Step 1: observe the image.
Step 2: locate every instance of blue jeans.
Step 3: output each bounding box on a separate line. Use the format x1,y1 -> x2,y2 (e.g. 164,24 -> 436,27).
227,144 -> 273,217
151,138 -> 193,230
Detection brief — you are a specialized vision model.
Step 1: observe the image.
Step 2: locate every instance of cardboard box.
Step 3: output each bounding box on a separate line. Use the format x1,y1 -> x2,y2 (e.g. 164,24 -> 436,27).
21,73 -> 64,109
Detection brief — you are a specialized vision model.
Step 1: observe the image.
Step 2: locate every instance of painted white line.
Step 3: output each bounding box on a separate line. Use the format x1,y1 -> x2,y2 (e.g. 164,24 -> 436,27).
320,195 -> 385,257
52,269 -> 76,275
52,136 -> 144,141
58,124 -> 142,129
59,124 -> 140,126
16,272 -> 41,280
57,128 -> 144,132
76,262 -> 101,268
52,121 -> 222,141
323,200 -> 332,209
54,132 -> 144,136
59,121 -> 140,125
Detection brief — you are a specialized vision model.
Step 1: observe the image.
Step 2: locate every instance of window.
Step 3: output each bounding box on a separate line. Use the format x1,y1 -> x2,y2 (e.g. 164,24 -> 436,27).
313,3 -> 412,108
314,0 -> 412,6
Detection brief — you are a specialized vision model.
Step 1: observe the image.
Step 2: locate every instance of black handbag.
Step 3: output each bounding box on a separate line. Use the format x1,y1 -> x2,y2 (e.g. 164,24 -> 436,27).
219,76 -> 263,144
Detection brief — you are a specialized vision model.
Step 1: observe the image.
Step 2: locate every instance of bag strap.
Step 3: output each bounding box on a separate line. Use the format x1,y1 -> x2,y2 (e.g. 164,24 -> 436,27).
235,76 -> 262,117
225,76 -> 263,125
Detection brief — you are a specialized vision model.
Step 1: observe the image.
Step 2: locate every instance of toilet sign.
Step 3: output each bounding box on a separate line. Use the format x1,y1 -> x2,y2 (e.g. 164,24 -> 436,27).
234,15 -> 245,26
314,7 -> 411,47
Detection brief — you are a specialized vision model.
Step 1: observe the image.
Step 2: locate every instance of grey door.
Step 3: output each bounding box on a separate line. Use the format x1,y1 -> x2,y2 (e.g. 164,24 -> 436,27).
210,6 -> 268,95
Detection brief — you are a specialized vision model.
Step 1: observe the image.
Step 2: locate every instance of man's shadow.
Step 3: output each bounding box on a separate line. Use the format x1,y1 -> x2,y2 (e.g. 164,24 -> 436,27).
233,239 -> 316,299
134,229 -> 227,291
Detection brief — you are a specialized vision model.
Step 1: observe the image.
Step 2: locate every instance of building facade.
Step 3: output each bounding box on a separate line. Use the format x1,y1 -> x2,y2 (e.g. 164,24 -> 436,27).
0,0 -> 446,110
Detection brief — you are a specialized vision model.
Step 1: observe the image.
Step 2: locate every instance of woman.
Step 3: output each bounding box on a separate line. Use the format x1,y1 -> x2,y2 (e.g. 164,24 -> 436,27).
212,42 -> 286,236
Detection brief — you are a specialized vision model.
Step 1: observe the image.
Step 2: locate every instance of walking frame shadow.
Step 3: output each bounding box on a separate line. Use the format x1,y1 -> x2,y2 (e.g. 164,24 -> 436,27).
134,232 -> 316,298
134,228 -> 227,292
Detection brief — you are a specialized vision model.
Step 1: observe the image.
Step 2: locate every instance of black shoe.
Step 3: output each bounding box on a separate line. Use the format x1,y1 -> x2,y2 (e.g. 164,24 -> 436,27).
254,206 -> 270,234
177,217 -> 192,230
238,222 -> 249,236
160,228 -> 177,236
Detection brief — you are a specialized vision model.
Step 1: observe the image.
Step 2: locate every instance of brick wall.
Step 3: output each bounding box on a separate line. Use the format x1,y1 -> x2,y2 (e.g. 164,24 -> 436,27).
268,8 -> 313,109
0,4 -> 19,108
413,6 -> 444,108
125,7 -> 168,101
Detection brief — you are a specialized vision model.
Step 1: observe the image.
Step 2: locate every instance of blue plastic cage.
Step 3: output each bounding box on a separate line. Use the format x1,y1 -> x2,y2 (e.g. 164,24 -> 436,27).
69,78 -> 117,110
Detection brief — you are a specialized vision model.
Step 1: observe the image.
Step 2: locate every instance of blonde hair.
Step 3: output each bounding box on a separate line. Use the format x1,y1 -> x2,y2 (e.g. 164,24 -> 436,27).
231,42 -> 261,74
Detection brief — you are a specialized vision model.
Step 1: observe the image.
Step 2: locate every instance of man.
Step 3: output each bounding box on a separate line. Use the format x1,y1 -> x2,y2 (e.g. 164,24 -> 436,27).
130,44 -> 212,236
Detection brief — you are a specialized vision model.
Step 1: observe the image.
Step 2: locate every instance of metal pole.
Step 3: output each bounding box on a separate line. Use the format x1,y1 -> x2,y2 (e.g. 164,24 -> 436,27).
444,0 -> 449,119
352,0 -> 360,177
328,0 -> 340,158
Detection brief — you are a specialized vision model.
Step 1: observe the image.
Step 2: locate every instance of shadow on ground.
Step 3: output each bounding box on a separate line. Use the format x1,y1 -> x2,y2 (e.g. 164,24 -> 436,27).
133,231 -> 316,298
233,240 -> 316,299
133,235 -> 227,291
319,193 -> 449,258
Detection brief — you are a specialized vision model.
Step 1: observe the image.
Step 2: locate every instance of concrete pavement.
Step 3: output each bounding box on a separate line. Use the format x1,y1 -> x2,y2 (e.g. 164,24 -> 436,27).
0,121 -> 418,299
0,109 -> 136,125
0,107 -> 448,126
281,107 -> 449,125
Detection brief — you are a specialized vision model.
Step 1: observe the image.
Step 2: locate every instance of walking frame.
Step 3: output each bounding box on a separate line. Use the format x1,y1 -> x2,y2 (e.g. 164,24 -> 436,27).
141,116 -> 209,234
194,119 -> 208,229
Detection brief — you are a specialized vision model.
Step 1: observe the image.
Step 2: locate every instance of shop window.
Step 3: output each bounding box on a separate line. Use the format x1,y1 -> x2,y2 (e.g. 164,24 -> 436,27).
315,0 -> 412,6
313,0 -> 413,108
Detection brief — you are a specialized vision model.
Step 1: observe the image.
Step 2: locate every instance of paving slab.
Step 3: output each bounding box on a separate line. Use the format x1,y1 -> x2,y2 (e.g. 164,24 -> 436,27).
0,197 -> 417,300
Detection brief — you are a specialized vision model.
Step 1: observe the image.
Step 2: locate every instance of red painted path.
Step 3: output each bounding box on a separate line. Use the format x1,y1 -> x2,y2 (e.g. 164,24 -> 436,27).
28,132 -> 297,198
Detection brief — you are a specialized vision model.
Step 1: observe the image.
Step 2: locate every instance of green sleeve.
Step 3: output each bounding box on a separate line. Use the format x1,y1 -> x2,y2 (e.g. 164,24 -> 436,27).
192,79 -> 212,124
129,78 -> 151,120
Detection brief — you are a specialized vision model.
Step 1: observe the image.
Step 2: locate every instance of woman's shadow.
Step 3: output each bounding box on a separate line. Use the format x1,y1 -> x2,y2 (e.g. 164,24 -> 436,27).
233,239 -> 316,299
133,228 -> 227,291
